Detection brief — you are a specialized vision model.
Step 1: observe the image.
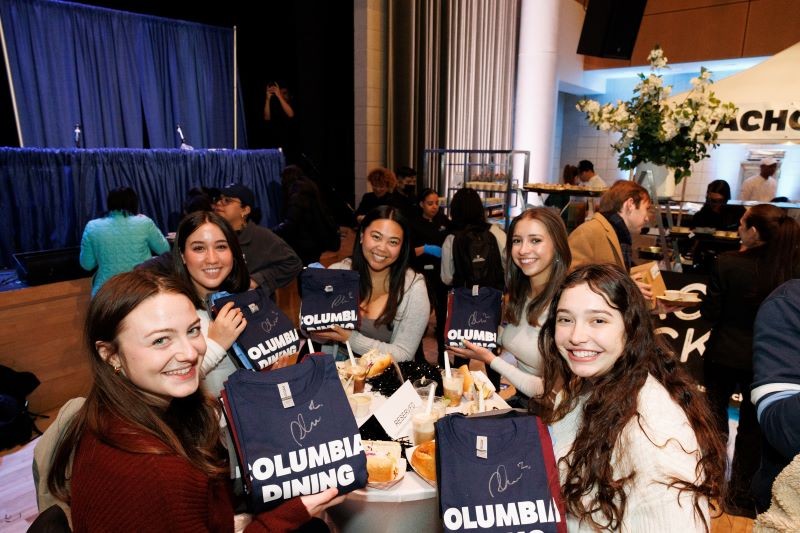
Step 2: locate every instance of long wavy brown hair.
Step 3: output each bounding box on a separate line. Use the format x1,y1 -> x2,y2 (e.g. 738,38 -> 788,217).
48,270 -> 228,503
739,203 -> 800,300
503,208 -> 571,327
531,264 -> 726,530
352,205 -> 413,328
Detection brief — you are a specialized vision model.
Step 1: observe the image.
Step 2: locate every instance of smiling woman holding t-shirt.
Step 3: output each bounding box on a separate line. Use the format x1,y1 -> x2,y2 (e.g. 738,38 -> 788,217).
45,270 -> 342,531
313,205 -> 430,362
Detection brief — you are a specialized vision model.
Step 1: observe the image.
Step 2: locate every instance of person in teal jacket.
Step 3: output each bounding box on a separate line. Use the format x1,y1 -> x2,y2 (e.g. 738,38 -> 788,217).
79,187 -> 169,295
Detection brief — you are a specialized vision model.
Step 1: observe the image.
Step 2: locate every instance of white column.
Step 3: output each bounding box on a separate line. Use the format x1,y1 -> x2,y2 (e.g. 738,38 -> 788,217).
513,0 -> 560,187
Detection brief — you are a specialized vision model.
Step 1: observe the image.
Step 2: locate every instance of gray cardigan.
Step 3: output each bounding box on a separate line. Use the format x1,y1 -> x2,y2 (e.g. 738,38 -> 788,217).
327,259 -> 430,362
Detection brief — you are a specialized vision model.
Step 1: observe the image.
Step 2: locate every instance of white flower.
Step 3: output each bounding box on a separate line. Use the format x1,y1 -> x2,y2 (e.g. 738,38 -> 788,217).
575,46 -> 737,182
647,46 -> 668,69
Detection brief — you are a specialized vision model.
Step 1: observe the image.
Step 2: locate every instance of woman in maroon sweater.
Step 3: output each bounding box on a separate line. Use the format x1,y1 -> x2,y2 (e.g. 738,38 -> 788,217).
47,270 -> 342,532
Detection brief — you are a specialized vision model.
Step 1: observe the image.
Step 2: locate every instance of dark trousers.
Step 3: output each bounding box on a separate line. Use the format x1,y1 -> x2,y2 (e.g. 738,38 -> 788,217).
704,359 -> 760,517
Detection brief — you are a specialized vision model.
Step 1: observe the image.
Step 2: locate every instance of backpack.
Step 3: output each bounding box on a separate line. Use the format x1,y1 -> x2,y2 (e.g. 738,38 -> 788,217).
0,364 -> 41,450
451,224 -> 504,291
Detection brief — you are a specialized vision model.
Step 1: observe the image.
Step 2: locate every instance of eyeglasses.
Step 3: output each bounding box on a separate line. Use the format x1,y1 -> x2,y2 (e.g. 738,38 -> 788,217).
215,196 -> 241,206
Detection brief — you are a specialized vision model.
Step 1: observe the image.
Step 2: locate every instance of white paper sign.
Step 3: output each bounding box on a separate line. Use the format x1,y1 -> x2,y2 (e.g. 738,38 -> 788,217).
373,381 -> 423,440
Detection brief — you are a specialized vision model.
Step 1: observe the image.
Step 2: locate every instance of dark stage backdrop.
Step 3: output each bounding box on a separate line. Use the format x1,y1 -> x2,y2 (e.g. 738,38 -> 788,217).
0,0 -> 245,149
0,1 -> 355,221
0,148 -> 284,268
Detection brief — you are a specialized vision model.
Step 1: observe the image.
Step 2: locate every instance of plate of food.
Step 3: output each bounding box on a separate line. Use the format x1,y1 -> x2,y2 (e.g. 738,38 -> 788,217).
713,230 -> 739,239
364,440 -> 406,489
406,440 -> 436,486
657,290 -> 702,306
692,226 -> 715,235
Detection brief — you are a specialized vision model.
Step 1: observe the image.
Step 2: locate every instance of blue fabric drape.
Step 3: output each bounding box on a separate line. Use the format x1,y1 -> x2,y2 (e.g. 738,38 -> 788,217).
0,148 -> 284,267
0,0 -> 246,148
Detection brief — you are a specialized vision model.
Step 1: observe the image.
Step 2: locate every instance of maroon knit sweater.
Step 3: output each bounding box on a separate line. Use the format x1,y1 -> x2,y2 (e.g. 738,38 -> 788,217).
70,425 -> 309,532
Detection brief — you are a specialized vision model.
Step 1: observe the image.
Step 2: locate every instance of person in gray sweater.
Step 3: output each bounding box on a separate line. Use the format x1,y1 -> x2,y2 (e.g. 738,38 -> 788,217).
312,206 -> 430,362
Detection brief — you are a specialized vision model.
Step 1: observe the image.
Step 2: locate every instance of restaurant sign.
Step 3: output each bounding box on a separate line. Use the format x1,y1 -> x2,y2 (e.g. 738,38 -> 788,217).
717,103 -> 800,142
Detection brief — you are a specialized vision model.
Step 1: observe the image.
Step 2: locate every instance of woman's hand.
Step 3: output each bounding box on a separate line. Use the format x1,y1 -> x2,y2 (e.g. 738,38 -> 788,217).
653,299 -> 684,315
630,272 -> 654,301
208,301 -> 246,350
448,339 -> 495,365
269,353 -> 296,370
311,325 -> 352,344
300,487 -> 345,516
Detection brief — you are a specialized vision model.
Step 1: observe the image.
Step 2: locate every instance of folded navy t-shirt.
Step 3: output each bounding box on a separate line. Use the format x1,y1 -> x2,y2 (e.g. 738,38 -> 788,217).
299,268 -> 360,332
436,412 -> 566,533
211,288 -> 300,370
445,286 -> 502,349
223,354 -> 367,512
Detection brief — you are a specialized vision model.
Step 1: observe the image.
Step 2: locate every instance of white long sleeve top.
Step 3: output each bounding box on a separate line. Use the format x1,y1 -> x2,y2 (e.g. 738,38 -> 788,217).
549,375 -> 710,532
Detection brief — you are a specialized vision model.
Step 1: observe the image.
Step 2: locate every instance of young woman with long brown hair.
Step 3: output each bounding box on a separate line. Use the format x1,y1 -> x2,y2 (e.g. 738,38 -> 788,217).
701,203 -> 800,516
533,264 -> 726,531
449,207 -> 571,400
45,270 -> 341,531
313,205 -> 430,362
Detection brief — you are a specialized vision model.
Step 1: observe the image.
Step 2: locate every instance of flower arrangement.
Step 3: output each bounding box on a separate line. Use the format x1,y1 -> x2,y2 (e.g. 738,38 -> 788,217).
576,46 -> 737,183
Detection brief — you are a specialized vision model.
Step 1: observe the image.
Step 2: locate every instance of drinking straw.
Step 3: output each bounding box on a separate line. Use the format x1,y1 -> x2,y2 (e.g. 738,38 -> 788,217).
307,338 -> 315,354
425,383 -> 436,415
345,340 -> 357,367
443,350 -> 452,379
478,383 -> 485,413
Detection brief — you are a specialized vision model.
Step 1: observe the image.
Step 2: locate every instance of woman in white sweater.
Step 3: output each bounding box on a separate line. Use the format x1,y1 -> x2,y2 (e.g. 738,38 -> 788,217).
532,264 -> 726,531
313,206 -> 430,362
448,208 -> 571,399
171,211 -> 250,396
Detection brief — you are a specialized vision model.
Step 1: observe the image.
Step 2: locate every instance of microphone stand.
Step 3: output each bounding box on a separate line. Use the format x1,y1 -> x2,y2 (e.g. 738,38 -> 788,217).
177,123 -> 193,150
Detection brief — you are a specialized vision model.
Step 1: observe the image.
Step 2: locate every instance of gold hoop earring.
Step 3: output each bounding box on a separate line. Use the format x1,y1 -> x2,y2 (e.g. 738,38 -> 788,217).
113,364 -> 121,375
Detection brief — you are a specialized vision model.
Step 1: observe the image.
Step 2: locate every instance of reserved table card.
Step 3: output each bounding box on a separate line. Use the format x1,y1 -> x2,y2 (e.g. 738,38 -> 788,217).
373,381 -> 423,440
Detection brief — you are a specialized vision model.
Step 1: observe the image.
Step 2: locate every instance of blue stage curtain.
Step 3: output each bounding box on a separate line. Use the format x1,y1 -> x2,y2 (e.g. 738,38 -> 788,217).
0,148 -> 283,268
0,0 -> 246,149
0,149 -> 76,266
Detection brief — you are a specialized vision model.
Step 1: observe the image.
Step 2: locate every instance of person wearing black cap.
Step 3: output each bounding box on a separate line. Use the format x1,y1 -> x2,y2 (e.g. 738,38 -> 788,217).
213,183 -> 302,292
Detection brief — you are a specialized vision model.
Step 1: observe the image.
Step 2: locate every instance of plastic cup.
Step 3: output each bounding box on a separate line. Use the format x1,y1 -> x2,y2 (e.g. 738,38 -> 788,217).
411,408 -> 437,445
348,393 -> 372,418
413,378 -> 438,399
339,373 -> 355,395
441,372 -> 464,407
428,396 -> 448,420
346,363 -> 367,393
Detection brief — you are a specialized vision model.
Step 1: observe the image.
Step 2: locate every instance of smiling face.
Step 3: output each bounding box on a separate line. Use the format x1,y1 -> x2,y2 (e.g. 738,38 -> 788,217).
511,217 -> 555,289
420,192 -> 440,220
99,292 -> 206,401
360,218 -> 404,273
181,222 -> 234,299
554,283 -> 626,379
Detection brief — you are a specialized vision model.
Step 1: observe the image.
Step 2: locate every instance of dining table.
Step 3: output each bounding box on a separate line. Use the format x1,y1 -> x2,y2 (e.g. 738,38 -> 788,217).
325,374 -> 511,532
